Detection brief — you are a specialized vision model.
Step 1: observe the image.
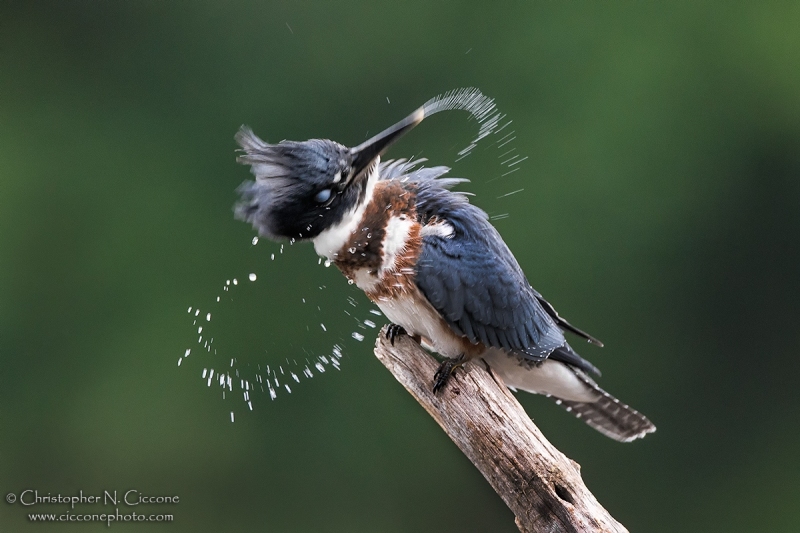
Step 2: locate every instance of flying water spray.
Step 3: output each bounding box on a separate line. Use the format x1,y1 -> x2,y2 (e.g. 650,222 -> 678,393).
420,87 -> 525,218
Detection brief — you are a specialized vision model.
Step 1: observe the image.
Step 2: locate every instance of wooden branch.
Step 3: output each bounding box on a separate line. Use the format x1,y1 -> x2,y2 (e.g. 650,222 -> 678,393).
374,327 -> 629,533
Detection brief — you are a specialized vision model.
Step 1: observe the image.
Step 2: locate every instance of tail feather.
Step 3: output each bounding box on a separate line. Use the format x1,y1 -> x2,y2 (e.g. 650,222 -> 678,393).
556,369 -> 656,442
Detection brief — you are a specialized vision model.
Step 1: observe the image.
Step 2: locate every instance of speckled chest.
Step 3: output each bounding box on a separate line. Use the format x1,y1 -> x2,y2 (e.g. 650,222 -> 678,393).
333,180 -> 422,300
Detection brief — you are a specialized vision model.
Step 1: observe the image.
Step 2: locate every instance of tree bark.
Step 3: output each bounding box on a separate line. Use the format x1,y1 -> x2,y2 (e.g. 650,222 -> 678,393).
374,327 -> 629,533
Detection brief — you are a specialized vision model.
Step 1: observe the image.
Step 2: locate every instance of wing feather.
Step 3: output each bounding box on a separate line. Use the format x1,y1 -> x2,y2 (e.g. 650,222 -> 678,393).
412,176 -> 564,362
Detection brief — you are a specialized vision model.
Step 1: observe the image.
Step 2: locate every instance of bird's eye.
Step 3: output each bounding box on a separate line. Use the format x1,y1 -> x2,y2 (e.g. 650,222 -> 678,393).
314,188 -> 332,203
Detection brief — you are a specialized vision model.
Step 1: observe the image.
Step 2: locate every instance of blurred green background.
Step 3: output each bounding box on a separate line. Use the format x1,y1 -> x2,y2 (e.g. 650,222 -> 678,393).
2,1 -> 799,531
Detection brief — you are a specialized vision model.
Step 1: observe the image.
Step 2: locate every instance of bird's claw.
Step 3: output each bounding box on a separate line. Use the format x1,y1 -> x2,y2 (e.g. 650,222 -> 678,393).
385,324 -> 407,346
432,354 -> 465,394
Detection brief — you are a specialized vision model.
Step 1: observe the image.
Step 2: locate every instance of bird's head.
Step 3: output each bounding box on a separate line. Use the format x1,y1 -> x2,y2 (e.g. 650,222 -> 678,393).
234,107 -> 424,241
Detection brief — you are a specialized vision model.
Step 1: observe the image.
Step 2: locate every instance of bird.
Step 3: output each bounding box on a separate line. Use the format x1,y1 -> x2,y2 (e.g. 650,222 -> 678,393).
233,104 -> 656,442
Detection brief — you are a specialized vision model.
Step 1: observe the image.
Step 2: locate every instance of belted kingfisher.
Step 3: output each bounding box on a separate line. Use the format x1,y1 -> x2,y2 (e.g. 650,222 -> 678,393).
233,105 -> 656,442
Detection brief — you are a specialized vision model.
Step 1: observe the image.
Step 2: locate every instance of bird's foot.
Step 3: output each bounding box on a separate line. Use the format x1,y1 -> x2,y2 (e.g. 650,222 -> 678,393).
433,354 -> 465,394
385,324 -> 407,346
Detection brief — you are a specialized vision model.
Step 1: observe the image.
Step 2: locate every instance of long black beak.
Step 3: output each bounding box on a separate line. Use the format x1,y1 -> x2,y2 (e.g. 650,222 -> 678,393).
350,106 -> 425,178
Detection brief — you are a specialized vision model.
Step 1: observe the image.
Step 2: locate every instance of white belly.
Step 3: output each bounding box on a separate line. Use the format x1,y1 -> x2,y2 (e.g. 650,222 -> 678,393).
376,294 -> 467,359
482,349 -> 598,402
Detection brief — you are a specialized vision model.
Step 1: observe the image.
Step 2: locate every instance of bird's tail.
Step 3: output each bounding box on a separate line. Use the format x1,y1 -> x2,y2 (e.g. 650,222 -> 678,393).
556,369 -> 656,442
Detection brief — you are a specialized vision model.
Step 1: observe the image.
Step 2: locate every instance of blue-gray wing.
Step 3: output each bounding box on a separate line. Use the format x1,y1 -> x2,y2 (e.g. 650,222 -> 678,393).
380,159 -> 601,374
412,177 -> 566,361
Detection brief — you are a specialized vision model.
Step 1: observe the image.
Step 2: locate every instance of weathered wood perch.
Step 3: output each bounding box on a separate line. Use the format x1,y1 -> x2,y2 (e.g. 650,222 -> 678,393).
374,326 -> 628,533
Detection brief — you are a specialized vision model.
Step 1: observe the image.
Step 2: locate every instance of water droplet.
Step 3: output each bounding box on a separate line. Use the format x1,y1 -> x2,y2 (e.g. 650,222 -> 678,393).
226,280 -> 231,286
194,309 -> 200,317
202,368 -> 208,378
320,323 -> 327,332
348,247 -> 356,254
324,259 -> 331,268
347,279 -> 354,285
206,313 -> 212,321
184,349 -> 191,357
177,358 -> 182,366
187,307 -> 193,313
249,273 -> 257,282
233,278 -> 238,285
364,320 -> 376,328
369,309 -> 382,316
271,253 -> 275,260
352,332 -> 365,341
230,411 -> 235,422
197,326 -> 203,334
